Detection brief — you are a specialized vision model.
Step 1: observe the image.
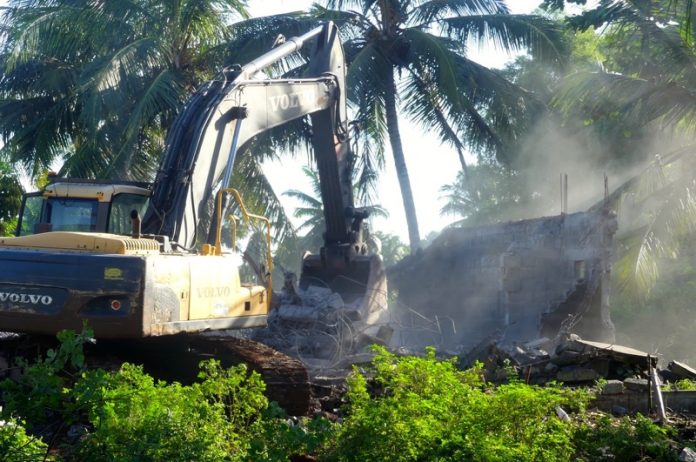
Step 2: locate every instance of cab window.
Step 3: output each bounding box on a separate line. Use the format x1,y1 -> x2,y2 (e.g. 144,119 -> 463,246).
16,193 -> 43,236
46,198 -> 98,232
108,193 -> 149,235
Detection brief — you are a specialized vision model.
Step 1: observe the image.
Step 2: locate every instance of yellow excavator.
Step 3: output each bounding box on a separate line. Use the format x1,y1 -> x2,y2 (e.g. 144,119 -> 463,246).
0,22 -> 385,415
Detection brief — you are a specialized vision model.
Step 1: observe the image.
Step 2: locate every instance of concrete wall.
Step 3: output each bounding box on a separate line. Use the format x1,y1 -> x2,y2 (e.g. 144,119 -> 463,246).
389,210 -> 617,352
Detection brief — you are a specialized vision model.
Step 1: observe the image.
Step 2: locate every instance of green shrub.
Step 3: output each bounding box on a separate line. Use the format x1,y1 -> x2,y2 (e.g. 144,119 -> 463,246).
0,415 -> 49,461
69,360 -> 267,462
0,326 -> 274,461
574,414 -> 678,461
0,329 -> 687,462
0,328 -> 92,427
323,346 -> 591,462
249,404 -> 335,462
668,379 -> 696,391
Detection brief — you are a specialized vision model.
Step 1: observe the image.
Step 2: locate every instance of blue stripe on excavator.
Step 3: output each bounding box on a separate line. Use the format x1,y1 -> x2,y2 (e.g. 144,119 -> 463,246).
0,249 -> 146,337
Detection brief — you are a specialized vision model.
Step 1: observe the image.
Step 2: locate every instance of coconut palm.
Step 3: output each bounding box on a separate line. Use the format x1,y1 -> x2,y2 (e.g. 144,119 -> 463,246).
0,160 -> 22,236
549,0 -> 696,132
284,166 -> 388,252
308,0 -> 567,252
0,0 -> 253,179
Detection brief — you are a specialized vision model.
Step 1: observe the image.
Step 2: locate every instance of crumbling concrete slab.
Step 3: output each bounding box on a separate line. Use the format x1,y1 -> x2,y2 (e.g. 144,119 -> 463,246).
574,339 -> 654,366
623,378 -> 649,391
389,210 -> 617,352
593,390 -> 696,415
601,380 -> 625,395
556,367 -> 600,382
669,361 -> 696,381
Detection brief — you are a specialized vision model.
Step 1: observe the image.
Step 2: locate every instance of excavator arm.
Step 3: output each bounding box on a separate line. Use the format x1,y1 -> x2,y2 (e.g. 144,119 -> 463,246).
142,23 -> 360,259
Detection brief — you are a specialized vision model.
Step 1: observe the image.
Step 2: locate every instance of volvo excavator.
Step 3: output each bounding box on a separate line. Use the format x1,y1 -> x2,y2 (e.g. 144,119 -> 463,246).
0,22 -> 386,415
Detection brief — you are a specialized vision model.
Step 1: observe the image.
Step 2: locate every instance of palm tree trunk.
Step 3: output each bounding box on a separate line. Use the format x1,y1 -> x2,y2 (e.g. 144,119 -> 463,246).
385,70 -> 421,253
456,147 -> 468,179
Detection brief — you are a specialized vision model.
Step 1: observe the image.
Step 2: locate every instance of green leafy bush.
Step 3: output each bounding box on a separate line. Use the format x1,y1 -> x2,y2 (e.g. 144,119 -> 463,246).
0,415 -> 49,461
574,414 -> 678,461
668,379 -> 696,391
249,403 -> 335,462
0,329 -> 688,462
323,346 -> 591,462
0,326 -> 273,461
0,328 -> 93,427
68,360 -> 267,461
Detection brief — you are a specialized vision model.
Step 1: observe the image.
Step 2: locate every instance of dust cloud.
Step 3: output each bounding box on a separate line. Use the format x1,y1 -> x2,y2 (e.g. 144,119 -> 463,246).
502,111 -> 696,364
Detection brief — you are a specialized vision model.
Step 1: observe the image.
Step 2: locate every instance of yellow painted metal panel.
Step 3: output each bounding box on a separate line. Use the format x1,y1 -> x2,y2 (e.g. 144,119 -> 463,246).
187,254 -> 266,320
0,232 -> 160,255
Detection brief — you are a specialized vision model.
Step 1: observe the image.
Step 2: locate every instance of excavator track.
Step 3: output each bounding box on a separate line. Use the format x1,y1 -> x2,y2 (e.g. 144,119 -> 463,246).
0,333 -> 311,416
187,335 -> 311,416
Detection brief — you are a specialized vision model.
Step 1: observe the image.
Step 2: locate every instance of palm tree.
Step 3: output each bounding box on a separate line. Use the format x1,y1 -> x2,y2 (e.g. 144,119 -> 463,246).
0,0 -> 249,179
310,0 -> 567,252
284,166 -> 388,252
370,230 -> 408,266
541,0 -> 696,294
439,161 -> 546,227
550,0 -> 696,131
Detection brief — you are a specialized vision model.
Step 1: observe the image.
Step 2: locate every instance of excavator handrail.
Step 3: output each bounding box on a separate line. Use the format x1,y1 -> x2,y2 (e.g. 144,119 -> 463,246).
215,188 -> 273,304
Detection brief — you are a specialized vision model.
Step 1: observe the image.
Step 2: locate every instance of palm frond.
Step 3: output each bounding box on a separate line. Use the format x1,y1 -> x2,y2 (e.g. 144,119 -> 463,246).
103,69 -> 186,177
554,71 -> 696,132
231,152 -> 296,244
409,0 -> 508,26
443,13 -> 568,65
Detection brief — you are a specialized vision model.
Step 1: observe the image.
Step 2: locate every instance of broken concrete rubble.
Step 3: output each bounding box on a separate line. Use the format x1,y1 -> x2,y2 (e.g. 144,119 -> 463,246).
669,361 -> 696,381
458,330 -> 696,415
250,280 -> 390,379
601,380 -> 625,395
460,330 -> 657,385
680,447 -> 696,462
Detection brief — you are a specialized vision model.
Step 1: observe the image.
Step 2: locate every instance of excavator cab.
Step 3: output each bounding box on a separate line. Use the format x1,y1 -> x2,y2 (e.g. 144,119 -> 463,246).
16,180 -> 150,237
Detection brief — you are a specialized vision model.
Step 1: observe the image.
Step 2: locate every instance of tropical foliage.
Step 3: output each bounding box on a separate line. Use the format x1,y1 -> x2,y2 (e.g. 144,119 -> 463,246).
547,0 -> 696,137
3,330 -> 690,461
283,166 -> 388,253
539,0 -> 696,296
0,0 -> 249,179
311,0 -> 567,252
369,230 -> 409,267
440,161 -> 551,227
0,160 -> 22,236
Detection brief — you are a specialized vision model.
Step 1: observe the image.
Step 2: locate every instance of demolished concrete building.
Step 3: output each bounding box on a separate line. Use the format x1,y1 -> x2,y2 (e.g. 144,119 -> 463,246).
389,209 -> 618,352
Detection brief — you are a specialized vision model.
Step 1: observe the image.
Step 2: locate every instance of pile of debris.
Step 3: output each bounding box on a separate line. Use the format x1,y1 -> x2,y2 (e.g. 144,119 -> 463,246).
463,333 -> 695,384
461,332 -> 696,416
250,281 -> 392,379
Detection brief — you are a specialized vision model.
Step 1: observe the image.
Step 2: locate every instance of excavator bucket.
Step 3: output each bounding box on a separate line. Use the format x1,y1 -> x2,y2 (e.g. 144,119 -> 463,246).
299,253 -> 388,327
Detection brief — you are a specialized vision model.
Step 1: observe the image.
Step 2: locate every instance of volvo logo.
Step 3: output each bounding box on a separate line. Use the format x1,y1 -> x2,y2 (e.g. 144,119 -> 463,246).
270,90 -> 324,111
196,286 -> 231,298
0,292 -> 53,305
